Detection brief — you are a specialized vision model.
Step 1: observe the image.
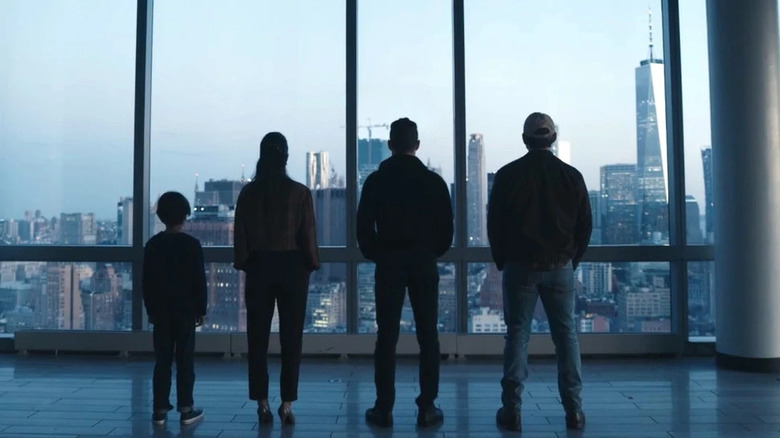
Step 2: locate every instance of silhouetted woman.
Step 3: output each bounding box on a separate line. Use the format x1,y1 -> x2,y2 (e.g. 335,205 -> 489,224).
234,132 -> 320,426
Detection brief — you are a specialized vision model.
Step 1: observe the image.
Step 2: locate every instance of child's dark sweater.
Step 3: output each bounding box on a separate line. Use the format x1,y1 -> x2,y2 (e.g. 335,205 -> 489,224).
142,232 -> 207,321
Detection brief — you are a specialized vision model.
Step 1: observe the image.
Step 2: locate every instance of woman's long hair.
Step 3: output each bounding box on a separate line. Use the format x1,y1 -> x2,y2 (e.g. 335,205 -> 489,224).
253,131 -> 290,185
252,132 -> 292,223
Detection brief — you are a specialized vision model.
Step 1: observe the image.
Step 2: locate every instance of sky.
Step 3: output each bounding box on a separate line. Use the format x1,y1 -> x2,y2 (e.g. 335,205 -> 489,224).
0,0 -> 735,221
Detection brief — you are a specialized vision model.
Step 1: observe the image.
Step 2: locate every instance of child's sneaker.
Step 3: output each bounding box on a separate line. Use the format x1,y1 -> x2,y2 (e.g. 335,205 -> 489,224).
180,408 -> 204,425
152,411 -> 167,426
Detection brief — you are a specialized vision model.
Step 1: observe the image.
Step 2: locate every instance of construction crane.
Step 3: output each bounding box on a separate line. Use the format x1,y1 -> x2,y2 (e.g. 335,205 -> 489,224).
358,119 -> 389,166
360,119 -> 389,143
341,119 -> 390,166
341,119 -> 389,141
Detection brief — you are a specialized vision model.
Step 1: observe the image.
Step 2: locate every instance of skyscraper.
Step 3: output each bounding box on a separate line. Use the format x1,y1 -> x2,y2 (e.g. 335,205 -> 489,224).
589,190 -> 602,245
601,164 -> 637,244
358,138 -> 390,189
187,179 -> 245,332
117,197 -> 133,245
467,133 -> 487,245
313,187 -> 346,247
59,213 -> 97,245
686,195 -> 703,244
195,179 -> 244,207
83,263 -> 122,330
37,263 -> 84,330
550,126 -> 572,165
582,263 -> 613,298
306,151 -> 330,190
701,147 -> 714,242
635,10 -> 668,240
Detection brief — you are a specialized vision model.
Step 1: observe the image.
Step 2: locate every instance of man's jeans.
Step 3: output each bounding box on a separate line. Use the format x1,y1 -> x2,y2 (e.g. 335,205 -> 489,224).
501,261 -> 582,414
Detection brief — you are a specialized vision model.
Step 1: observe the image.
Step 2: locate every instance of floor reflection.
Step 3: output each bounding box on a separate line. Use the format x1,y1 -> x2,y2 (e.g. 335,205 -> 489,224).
0,355 -> 774,437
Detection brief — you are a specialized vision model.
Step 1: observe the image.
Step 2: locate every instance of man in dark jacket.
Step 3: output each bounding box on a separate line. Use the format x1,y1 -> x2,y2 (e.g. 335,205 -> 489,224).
357,117 -> 454,428
488,112 -> 592,432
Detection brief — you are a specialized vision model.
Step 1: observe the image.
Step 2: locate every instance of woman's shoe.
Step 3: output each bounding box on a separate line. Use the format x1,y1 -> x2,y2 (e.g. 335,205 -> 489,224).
278,404 -> 295,425
258,405 -> 273,425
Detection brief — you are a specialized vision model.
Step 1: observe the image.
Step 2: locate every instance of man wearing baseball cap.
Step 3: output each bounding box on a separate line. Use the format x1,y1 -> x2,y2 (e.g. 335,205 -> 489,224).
487,112 -> 592,432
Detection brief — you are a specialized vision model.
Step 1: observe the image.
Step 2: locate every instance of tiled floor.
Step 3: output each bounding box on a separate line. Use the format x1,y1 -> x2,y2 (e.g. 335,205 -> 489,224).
0,354 -> 777,437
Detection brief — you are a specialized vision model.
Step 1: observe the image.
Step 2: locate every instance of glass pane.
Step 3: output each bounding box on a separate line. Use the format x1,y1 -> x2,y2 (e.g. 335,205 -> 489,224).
688,261 -> 715,340
680,0 -> 712,244
0,2 -> 136,245
466,1 -> 668,246
468,262 -> 672,334
151,1 -> 346,246
0,262 -> 132,331
357,0 -> 453,201
187,263 -> 346,334
358,263 -> 456,334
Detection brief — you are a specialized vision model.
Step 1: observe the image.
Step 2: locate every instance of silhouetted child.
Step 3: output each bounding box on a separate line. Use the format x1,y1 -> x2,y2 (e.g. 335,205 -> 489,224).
143,191 -> 207,426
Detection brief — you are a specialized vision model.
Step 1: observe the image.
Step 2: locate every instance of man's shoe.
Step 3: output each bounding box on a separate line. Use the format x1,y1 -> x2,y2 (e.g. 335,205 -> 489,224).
151,411 -> 167,426
365,407 -> 393,428
417,405 -> 443,428
180,408 -> 204,425
566,411 -> 586,430
496,407 -> 521,431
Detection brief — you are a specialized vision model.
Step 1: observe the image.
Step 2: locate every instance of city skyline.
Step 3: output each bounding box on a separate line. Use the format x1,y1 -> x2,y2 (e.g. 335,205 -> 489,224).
0,1 -> 715,221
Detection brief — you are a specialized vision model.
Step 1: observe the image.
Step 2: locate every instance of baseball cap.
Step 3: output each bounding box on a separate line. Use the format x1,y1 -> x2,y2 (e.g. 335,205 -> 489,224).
523,112 -> 556,140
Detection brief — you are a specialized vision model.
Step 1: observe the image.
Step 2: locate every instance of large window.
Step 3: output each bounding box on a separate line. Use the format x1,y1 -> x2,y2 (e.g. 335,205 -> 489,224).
466,1 -> 668,247
468,262 -> 672,334
150,0 -> 346,246
0,1 -> 719,348
0,1 -> 137,245
0,262 -> 132,331
680,0 -> 713,245
357,0 -> 454,197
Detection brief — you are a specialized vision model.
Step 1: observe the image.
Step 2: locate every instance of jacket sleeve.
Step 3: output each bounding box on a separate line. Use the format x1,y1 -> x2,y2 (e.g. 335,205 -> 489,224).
233,188 -> 249,271
141,244 -> 156,320
299,189 -> 321,272
433,176 -> 454,258
487,171 -> 507,270
572,175 -> 593,270
193,241 -> 208,316
356,174 -> 380,261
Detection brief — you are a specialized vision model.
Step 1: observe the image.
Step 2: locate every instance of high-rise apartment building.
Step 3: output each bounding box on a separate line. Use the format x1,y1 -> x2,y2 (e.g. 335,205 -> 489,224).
588,190 -> 602,245
686,195 -> 703,244
306,151 -> 330,190
36,263 -> 83,330
83,263 -> 122,330
313,188 -> 346,246
600,164 -> 638,244
467,133 -> 487,245
186,187 -> 245,332
195,179 -> 244,207
582,263 -> 613,298
117,197 -> 133,245
59,213 -> 97,245
358,138 -> 390,189
701,147 -> 714,241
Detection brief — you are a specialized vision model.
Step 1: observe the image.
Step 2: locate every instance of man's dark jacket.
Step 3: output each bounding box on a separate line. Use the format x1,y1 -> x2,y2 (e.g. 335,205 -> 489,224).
487,149 -> 592,271
357,154 -> 454,260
